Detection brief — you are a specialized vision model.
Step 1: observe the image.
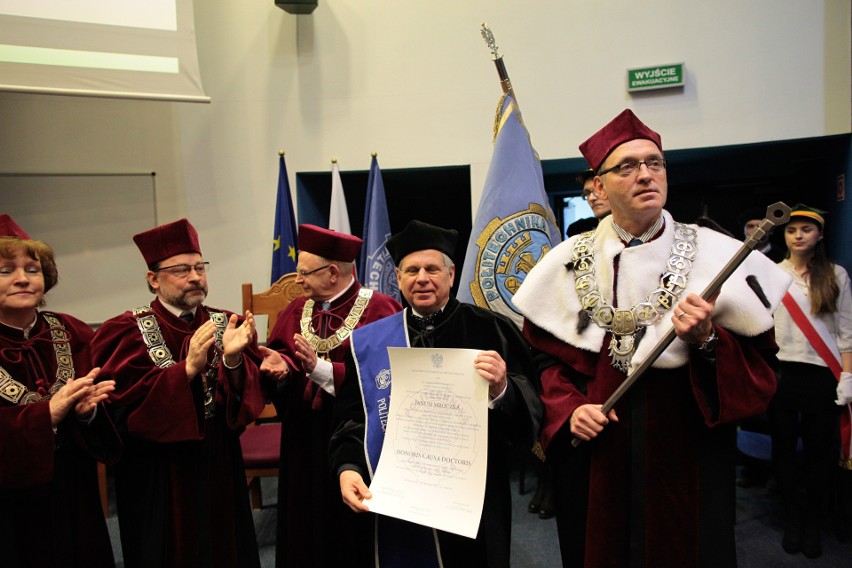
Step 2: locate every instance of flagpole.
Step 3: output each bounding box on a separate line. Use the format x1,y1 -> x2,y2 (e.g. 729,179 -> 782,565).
481,23 -> 516,105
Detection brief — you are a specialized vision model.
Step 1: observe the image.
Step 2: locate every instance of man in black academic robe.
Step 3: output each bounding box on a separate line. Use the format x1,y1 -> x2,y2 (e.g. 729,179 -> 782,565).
330,220 -> 542,567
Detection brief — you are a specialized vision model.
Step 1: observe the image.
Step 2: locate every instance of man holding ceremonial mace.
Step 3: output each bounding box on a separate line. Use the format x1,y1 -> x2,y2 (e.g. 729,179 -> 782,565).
513,109 -> 793,567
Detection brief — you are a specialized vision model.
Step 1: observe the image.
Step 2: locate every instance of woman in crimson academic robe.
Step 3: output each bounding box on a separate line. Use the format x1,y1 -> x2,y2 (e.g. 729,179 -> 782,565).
0,214 -> 120,568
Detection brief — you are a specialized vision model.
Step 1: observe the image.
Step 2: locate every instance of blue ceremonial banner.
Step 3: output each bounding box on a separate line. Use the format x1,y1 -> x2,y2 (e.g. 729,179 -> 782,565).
359,155 -> 401,302
457,94 -> 562,327
271,153 -> 298,283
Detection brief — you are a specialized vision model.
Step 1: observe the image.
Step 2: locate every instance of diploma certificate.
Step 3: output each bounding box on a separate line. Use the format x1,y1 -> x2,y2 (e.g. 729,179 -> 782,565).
364,347 -> 488,538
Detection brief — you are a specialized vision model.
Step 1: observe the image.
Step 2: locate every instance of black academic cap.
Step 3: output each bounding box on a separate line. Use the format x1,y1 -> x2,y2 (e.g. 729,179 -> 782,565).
385,220 -> 458,265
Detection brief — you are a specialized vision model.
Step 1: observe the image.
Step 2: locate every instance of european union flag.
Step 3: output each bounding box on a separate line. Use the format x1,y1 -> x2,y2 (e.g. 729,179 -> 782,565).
457,94 -> 561,327
359,155 -> 400,302
271,153 -> 298,283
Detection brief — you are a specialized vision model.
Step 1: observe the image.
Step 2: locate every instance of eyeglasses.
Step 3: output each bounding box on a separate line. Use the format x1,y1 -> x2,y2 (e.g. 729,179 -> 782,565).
153,262 -> 209,277
400,264 -> 446,277
582,188 -> 597,201
598,158 -> 666,178
296,264 -> 331,277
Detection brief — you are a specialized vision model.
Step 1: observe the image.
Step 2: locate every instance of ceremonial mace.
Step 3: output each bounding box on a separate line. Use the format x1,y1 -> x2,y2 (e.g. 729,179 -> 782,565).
571,202 -> 792,447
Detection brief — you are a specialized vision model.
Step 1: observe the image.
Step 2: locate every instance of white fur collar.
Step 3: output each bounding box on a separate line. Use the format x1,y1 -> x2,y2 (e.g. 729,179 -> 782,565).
514,210 -> 792,369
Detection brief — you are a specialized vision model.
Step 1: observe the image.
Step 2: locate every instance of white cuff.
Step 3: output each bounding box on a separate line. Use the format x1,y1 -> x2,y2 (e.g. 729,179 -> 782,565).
488,382 -> 509,409
308,358 -> 336,396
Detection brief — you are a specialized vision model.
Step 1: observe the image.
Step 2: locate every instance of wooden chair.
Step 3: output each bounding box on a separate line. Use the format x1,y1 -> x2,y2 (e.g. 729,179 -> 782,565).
241,272 -> 303,336
240,272 -> 302,508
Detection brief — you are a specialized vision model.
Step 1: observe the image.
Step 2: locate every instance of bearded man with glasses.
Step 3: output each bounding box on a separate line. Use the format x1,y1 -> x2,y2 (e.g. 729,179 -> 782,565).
91,218 -> 266,568
260,223 -> 401,568
514,110 -> 792,567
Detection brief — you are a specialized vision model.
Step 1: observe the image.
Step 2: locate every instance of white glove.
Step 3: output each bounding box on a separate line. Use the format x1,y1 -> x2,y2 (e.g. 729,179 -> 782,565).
836,371 -> 852,406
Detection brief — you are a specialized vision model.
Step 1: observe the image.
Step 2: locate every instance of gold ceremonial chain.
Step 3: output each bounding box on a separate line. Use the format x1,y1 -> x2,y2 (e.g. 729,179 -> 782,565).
0,313 -> 75,405
572,223 -> 697,373
133,305 -> 226,419
300,288 -> 373,360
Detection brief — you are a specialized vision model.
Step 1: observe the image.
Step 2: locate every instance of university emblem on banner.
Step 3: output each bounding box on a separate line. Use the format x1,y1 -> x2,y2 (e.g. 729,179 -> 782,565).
365,238 -> 400,298
468,203 -> 552,325
375,368 -> 392,390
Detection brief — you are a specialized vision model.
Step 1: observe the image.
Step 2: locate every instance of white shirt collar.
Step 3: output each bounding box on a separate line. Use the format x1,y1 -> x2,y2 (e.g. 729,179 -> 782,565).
611,214 -> 664,244
321,276 -> 355,305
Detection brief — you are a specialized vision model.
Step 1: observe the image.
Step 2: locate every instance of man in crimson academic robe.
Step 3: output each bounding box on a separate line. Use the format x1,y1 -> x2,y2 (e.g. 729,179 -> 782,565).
513,110 -> 793,567
329,220 -> 542,567
91,218 -> 266,568
261,224 -> 401,568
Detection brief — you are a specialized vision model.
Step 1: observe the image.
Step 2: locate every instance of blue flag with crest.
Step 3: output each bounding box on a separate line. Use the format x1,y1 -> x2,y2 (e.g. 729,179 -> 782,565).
359,156 -> 400,302
271,153 -> 298,283
457,94 -> 562,327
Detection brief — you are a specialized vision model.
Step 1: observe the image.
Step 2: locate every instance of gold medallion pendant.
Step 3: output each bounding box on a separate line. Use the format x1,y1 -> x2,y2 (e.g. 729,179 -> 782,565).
300,288 -> 373,359
572,223 -> 697,373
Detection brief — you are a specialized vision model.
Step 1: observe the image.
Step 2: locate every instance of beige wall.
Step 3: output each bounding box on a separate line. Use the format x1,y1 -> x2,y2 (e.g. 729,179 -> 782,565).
0,0 -> 849,321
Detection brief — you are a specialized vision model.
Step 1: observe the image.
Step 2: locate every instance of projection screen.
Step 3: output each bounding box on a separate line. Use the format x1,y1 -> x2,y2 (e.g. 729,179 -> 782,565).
0,0 -> 209,102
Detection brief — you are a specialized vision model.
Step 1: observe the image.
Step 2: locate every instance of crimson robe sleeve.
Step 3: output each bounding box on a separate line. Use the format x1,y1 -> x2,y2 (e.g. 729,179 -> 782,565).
1,313 -> 121,488
92,309 -> 264,442
524,319 -> 601,451
0,402 -> 55,488
220,341 -> 266,429
688,325 -> 778,426
92,314 -> 204,442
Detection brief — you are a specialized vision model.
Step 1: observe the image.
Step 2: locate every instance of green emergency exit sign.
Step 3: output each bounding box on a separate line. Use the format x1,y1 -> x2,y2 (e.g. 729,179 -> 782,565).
627,63 -> 684,92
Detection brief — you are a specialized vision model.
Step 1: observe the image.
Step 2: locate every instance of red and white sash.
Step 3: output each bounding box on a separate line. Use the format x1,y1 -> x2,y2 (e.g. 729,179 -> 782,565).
781,285 -> 852,467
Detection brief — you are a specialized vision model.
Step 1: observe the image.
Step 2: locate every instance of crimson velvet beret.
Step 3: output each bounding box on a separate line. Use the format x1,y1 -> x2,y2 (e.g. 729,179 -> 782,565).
579,109 -> 663,171
133,218 -> 202,266
298,224 -> 362,262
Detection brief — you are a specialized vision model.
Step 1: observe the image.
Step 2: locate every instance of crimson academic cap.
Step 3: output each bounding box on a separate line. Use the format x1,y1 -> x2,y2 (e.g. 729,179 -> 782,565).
0,214 -> 30,239
133,218 -> 202,266
579,109 -> 663,171
298,224 -> 362,262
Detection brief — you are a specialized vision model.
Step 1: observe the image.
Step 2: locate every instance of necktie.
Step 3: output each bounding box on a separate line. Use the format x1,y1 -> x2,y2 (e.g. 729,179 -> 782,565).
627,237 -> 643,248
180,311 -> 194,323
